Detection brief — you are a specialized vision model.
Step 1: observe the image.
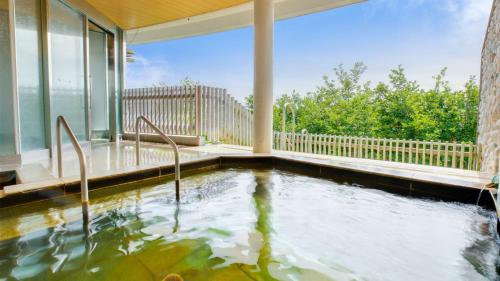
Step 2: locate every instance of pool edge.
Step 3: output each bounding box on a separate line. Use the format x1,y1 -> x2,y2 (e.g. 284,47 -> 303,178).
1,155 -> 497,214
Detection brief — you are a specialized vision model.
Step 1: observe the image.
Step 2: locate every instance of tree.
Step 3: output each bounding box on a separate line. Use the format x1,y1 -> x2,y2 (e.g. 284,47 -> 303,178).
244,95 -> 254,113
180,76 -> 200,87
271,63 -> 478,143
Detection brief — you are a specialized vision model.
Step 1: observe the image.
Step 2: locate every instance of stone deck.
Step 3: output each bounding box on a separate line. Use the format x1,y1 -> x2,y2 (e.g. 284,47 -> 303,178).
0,141 -> 494,199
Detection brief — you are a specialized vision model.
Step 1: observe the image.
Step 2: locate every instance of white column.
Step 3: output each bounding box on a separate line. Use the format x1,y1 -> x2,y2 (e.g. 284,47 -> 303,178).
253,0 -> 274,153
9,0 -> 20,154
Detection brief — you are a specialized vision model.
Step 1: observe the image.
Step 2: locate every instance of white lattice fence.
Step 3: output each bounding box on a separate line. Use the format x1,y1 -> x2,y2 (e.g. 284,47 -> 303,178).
122,86 -> 253,146
274,132 -> 482,170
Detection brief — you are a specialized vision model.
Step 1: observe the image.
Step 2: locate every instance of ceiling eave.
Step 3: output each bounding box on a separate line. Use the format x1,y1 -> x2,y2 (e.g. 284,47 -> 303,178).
126,0 -> 365,45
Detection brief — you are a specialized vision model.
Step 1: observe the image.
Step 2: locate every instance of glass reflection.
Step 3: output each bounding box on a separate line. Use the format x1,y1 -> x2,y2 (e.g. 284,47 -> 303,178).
252,170 -> 274,279
49,0 -> 86,141
0,0 -> 15,156
15,0 -> 46,151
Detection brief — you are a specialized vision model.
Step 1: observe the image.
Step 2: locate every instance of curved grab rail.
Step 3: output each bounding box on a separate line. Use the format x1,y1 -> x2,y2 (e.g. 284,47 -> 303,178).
57,116 -> 89,204
281,102 -> 296,134
135,116 -> 181,201
280,103 -> 296,150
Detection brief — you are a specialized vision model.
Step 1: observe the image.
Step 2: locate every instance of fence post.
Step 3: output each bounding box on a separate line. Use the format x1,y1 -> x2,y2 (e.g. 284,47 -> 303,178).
476,144 -> 482,171
195,85 -> 202,137
452,142 -> 457,168
399,139 -> 403,162
460,142 -> 465,169
422,141 -> 426,165
436,142 -> 441,167
467,143 -> 473,170
395,139 -> 399,162
444,143 -> 449,168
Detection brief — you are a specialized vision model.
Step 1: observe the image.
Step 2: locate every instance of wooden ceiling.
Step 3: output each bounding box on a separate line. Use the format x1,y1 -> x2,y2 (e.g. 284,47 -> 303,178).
0,0 -> 8,11
84,0 -> 251,30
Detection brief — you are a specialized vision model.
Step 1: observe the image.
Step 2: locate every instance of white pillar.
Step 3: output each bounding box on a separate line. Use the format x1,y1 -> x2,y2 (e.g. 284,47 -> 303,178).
253,0 -> 274,154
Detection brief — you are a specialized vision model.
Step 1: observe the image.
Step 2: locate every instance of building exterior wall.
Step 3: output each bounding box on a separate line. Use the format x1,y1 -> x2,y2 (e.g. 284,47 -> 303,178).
478,0 -> 500,174
0,0 -> 125,164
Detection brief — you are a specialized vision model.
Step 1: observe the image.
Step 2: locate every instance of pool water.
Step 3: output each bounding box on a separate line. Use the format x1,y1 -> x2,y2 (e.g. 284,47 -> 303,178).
0,169 -> 498,281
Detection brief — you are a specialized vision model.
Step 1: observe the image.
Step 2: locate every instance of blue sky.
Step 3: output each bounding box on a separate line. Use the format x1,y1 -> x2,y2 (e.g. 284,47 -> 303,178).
127,0 -> 493,102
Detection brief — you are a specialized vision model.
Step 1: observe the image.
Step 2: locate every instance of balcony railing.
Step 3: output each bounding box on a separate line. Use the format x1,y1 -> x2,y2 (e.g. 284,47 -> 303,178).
274,132 -> 481,170
122,86 -> 253,146
122,86 -> 481,171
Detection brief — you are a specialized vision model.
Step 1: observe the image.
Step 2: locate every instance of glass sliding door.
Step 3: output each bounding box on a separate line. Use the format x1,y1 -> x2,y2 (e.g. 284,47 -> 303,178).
0,0 -> 16,156
49,0 -> 86,141
15,0 -> 46,151
89,27 -> 109,138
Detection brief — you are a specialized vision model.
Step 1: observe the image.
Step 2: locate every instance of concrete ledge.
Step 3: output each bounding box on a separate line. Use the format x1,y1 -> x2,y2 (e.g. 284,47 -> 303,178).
123,132 -> 205,146
1,155 -> 497,213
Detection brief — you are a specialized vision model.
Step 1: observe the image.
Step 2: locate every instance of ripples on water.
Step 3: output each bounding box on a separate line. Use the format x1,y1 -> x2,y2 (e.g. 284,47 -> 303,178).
0,169 -> 498,281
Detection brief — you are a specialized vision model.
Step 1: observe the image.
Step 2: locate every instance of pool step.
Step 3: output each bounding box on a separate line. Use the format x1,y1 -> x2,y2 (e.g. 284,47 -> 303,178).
0,170 -> 16,189
15,164 -> 56,184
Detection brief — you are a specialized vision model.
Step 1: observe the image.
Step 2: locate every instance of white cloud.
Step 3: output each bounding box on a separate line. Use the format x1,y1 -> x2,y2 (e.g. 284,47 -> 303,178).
126,55 -> 174,88
126,0 -> 493,97
370,0 -> 492,43
355,0 -> 493,91
443,0 -> 493,44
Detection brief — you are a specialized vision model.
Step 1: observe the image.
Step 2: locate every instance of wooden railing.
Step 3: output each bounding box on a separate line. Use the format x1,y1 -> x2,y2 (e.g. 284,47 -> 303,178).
274,132 -> 482,170
122,86 -> 481,171
122,86 -> 253,146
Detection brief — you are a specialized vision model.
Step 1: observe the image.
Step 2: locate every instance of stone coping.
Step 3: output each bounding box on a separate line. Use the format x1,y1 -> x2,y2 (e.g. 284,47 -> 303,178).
0,154 -> 497,213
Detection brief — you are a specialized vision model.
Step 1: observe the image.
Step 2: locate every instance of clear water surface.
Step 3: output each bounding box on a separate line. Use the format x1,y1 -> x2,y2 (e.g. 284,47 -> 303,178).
0,169 -> 498,281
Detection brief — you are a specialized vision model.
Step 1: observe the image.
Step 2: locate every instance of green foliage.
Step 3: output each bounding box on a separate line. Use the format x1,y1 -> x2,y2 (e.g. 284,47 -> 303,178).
246,63 -> 479,143
126,49 -> 136,63
180,76 -> 200,87
244,95 -> 254,113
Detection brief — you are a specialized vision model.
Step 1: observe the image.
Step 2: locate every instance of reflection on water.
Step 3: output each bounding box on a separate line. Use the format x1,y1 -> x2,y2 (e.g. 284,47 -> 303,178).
52,141 -> 209,178
0,169 -> 498,281
253,170 -> 274,279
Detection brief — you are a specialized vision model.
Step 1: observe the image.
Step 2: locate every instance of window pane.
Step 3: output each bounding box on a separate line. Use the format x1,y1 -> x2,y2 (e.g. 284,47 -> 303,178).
16,0 -> 46,151
89,30 -> 109,134
0,0 -> 16,156
49,0 -> 86,140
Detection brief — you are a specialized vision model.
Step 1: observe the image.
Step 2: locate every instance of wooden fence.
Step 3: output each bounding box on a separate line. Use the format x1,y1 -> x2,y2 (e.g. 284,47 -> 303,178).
122,86 -> 481,171
274,132 -> 481,170
122,86 -> 253,146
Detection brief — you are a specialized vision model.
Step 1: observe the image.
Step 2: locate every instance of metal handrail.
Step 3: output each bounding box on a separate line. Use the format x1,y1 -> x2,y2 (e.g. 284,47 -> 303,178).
135,116 -> 181,201
281,102 -> 296,134
280,103 -> 296,150
57,116 -> 89,204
